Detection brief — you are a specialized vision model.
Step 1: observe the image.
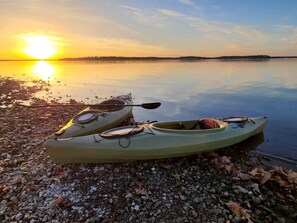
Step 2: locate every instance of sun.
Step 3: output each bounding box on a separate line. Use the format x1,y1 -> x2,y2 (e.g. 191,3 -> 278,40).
23,35 -> 57,59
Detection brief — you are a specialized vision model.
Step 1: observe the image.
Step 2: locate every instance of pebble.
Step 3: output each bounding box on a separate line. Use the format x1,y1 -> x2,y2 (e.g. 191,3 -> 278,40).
15,213 -> 22,221
191,210 -> 198,218
223,191 -> 229,197
209,188 -> 216,193
133,205 -> 140,211
125,193 -> 133,198
277,217 -> 286,223
179,195 -> 187,201
252,196 -> 262,205
193,197 -> 203,203
218,217 -> 225,223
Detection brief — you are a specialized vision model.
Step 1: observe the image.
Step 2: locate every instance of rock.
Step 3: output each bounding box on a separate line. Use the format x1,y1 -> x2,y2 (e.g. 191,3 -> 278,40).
146,201 -> 154,209
125,193 -> 133,198
210,208 -> 221,215
193,197 -> 203,203
179,195 -> 187,201
252,196 -> 262,205
191,210 -> 198,218
218,217 -> 225,223
276,204 -> 290,215
153,201 -> 162,209
86,217 -> 97,223
182,205 -> 188,211
165,202 -> 171,208
15,213 -> 22,221
133,205 -> 140,211
89,186 -> 97,193
235,185 -> 249,194
277,217 -> 285,223
72,206 -> 84,213
209,188 -> 216,193
69,99 -> 78,104
10,196 -> 18,203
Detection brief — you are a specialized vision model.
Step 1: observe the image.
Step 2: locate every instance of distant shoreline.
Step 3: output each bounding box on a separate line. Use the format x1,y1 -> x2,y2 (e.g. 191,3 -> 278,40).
1,55 -> 297,61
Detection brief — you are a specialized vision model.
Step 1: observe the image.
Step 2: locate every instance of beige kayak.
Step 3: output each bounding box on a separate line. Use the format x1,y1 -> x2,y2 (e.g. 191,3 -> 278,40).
48,93 -> 133,139
45,116 -> 268,163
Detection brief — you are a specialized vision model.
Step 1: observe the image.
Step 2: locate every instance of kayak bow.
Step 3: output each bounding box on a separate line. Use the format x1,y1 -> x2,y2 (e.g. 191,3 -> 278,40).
48,93 -> 133,139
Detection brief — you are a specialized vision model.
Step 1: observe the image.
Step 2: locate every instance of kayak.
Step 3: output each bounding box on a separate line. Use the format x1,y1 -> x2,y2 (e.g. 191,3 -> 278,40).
45,116 -> 268,163
48,93 -> 133,139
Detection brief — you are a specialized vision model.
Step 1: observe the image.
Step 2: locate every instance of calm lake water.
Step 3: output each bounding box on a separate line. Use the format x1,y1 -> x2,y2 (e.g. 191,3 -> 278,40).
1,59 -> 296,163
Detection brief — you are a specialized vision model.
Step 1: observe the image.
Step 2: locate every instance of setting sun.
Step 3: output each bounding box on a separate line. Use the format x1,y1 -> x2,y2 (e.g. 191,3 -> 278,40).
23,35 -> 57,59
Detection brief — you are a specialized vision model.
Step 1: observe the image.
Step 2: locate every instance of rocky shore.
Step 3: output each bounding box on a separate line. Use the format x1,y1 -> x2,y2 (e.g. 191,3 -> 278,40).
0,77 -> 296,223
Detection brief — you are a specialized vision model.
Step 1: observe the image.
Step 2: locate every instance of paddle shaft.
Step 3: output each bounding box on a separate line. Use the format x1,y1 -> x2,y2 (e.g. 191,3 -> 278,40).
18,102 -> 161,109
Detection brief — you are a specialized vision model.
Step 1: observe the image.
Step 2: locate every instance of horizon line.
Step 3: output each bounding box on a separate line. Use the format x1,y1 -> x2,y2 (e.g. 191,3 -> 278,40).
1,55 -> 297,61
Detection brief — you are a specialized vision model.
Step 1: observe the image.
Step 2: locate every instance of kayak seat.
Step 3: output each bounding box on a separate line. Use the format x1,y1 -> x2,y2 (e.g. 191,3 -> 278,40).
191,118 -> 220,130
199,118 -> 220,129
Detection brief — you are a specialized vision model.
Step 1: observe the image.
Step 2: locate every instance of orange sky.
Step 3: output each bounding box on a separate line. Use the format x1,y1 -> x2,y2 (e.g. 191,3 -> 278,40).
0,0 -> 297,60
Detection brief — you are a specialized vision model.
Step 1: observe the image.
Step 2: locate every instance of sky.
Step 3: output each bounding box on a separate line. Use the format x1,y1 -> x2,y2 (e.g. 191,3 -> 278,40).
0,0 -> 297,59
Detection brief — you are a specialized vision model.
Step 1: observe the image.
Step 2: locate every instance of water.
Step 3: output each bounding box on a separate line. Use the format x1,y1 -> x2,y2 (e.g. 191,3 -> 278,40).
1,59 -> 296,162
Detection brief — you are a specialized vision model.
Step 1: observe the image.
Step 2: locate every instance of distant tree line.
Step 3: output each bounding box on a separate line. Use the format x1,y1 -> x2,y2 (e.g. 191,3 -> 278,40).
3,55 -> 297,62
59,55 -> 280,61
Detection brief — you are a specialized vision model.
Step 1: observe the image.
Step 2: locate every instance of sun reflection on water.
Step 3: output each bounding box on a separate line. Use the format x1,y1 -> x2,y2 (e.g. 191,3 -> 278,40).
32,61 -> 55,80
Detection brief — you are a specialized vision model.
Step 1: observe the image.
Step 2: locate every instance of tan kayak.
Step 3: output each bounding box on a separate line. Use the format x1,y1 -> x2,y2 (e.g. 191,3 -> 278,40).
45,116 -> 268,163
48,93 -> 133,139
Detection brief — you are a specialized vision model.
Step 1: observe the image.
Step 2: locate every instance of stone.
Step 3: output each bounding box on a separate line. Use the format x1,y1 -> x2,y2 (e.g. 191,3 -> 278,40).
180,195 -> 187,201
191,210 -> 198,218
252,196 -> 262,205
15,213 -> 22,221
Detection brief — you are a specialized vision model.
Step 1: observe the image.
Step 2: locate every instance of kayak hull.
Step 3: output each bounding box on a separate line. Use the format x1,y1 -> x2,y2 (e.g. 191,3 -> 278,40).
45,116 -> 268,163
48,94 -> 133,139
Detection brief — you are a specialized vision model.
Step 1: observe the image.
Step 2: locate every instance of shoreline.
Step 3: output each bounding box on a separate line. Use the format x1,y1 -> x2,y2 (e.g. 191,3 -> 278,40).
0,77 -> 296,222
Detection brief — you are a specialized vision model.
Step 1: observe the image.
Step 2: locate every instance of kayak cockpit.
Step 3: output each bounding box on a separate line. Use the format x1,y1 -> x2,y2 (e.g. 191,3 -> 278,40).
151,118 -> 227,133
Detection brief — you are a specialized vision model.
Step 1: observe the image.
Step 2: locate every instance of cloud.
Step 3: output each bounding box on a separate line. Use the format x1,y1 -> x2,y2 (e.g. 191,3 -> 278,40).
119,5 -> 139,12
158,9 -> 183,17
0,1 -> 110,28
275,25 -> 297,45
185,17 -> 232,34
66,36 -> 174,57
187,17 -> 267,41
119,4 -> 168,29
157,8 -> 268,41
178,0 -> 194,5
232,25 -> 268,40
118,4 -> 271,55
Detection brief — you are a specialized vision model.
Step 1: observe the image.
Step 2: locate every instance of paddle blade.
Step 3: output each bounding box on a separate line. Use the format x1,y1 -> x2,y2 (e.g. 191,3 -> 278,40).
141,102 -> 161,109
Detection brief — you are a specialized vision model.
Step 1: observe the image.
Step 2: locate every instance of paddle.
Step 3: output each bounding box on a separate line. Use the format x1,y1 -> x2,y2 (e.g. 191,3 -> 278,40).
18,102 -> 161,110
125,102 -> 161,109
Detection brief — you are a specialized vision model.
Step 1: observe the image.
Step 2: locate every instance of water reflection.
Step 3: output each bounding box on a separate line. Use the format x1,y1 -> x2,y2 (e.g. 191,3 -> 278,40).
32,61 -> 55,80
224,133 -> 265,155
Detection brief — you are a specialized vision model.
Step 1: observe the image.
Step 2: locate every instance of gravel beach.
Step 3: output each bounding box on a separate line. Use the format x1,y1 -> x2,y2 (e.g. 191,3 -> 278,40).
0,77 -> 296,223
